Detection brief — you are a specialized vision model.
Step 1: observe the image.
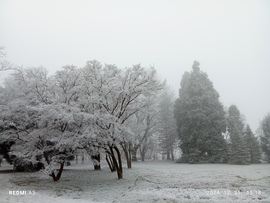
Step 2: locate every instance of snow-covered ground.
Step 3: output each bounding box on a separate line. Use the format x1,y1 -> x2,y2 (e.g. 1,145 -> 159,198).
0,160 -> 269,203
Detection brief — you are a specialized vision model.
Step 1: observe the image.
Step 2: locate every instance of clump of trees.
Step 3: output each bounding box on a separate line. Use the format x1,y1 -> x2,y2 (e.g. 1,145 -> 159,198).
0,56 -> 164,180
225,105 -> 262,164
174,61 -> 263,164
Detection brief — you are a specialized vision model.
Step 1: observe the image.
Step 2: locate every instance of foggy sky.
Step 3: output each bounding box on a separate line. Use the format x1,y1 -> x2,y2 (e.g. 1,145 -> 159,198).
0,0 -> 269,132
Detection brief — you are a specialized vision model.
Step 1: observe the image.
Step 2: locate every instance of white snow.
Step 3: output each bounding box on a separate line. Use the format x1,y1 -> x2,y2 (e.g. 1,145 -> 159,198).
0,160 -> 269,203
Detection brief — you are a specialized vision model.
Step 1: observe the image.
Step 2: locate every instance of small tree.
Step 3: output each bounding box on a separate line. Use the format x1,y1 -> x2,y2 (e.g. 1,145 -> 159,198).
260,113 -> 270,163
244,125 -> 261,163
227,105 -> 250,165
0,67 -> 80,181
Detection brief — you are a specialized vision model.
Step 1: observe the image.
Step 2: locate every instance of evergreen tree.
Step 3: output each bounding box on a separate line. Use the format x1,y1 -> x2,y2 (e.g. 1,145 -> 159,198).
174,61 -> 227,163
260,113 -> 270,163
227,105 -> 250,164
244,125 -> 261,163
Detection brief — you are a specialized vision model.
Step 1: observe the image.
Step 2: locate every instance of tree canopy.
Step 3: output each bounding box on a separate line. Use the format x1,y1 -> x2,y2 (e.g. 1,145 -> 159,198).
0,62 -> 164,180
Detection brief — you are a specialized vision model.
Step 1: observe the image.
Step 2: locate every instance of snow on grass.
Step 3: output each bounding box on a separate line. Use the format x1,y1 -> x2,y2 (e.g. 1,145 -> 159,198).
0,160 -> 269,203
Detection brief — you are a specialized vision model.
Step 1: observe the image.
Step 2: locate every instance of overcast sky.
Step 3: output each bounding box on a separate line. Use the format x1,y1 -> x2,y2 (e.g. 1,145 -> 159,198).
0,0 -> 269,132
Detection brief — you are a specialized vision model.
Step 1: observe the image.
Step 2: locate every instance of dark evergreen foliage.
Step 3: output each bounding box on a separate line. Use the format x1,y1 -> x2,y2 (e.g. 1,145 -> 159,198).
174,61 -> 227,163
244,125 -> 261,163
227,105 -> 250,165
0,140 -> 15,164
260,113 -> 270,163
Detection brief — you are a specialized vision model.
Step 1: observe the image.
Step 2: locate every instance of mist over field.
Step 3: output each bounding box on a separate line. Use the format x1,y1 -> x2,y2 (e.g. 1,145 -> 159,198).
0,1 -> 270,202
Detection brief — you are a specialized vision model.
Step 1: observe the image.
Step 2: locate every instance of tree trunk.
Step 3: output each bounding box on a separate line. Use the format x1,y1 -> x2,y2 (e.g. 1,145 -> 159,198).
92,154 -> 101,170
76,155 -> 78,164
114,146 -> 123,179
132,144 -> 139,161
81,154 -> 84,164
122,142 -> 132,169
171,148 -> 174,161
125,149 -> 132,169
110,146 -> 123,179
49,161 -> 65,181
140,145 -> 147,162
167,149 -> 171,160
162,153 -> 165,160
44,152 -> 51,165
141,153 -> 145,161
106,154 -> 115,172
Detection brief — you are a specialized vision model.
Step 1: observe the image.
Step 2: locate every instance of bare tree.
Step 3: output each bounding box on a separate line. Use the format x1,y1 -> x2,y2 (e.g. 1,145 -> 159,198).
0,46 -> 12,71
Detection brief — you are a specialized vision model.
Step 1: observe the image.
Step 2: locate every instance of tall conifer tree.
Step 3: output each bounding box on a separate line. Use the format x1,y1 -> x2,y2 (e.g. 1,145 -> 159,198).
174,61 -> 227,163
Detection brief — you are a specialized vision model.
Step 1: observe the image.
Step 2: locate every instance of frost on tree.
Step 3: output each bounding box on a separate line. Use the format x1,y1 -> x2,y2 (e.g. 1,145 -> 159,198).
127,96 -> 159,162
0,46 -> 12,71
78,62 -> 164,178
0,61 -> 164,181
174,61 -> 227,163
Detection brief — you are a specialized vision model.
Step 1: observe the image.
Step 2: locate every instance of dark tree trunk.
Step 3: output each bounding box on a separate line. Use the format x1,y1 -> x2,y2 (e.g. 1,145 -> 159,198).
92,153 -> 101,170
122,142 -> 132,169
76,155 -> 78,164
49,161 -> 65,181
110,146 -> 123,179
114,146 -> 123,179
106,154 -> 115,172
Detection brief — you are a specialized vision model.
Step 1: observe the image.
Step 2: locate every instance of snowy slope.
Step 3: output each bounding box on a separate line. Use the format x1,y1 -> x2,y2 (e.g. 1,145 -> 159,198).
0,160 -> 269,203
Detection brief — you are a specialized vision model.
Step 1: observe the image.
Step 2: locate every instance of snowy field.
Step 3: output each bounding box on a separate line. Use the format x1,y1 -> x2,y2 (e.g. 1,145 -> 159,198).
0,160 -> 269,203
